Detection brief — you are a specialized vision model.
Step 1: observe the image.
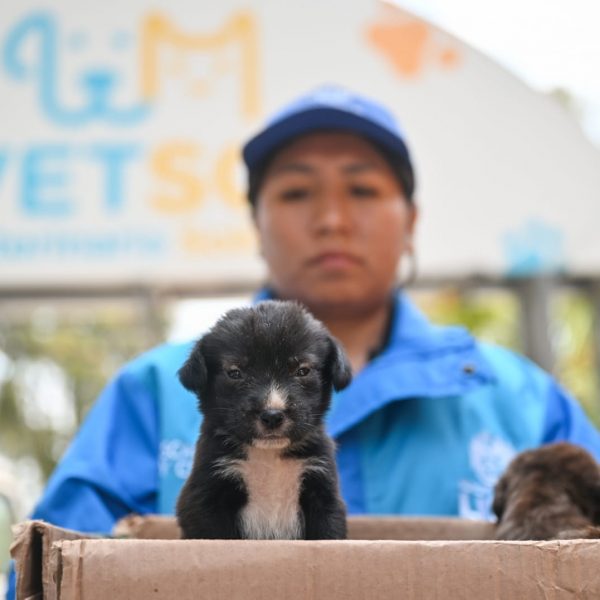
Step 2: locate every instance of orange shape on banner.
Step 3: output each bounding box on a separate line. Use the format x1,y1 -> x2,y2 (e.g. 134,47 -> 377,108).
366,18 -> 461,78
440,47 -> 460,68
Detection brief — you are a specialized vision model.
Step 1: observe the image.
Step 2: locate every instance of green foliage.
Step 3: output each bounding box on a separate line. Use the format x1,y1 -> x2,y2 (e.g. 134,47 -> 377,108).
0,495 -> 13,580
414,287 -> 521,351
0,304 -> 166,481
552,291 -> 600,425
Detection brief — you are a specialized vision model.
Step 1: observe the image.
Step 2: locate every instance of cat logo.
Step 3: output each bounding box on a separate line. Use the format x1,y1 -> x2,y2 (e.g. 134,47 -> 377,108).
141,12 -> 260,119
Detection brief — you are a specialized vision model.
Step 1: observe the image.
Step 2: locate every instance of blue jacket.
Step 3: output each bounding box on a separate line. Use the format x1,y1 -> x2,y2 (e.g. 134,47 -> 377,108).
8,292 -> 600,597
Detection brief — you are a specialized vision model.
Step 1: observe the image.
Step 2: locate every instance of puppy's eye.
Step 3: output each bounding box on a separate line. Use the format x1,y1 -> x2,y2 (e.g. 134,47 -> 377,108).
226,368 -> 242,380
295,367 -> 311,377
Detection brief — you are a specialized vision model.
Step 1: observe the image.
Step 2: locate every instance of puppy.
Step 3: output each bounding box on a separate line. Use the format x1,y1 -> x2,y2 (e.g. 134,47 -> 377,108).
176,300 -> 351,540
493,442 -> 600,540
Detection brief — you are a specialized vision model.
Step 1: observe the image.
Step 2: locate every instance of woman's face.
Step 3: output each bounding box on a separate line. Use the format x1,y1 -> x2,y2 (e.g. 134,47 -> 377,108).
253,132 -> 417,316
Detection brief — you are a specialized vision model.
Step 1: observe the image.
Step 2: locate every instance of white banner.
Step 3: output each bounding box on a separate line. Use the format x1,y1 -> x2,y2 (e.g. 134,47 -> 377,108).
1,0 -> 599,291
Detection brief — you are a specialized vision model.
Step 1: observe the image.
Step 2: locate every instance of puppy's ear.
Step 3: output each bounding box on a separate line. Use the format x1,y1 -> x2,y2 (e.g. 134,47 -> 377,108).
492,474 -> 508,520
328,337 -> 352,391
178,340 -> 208,396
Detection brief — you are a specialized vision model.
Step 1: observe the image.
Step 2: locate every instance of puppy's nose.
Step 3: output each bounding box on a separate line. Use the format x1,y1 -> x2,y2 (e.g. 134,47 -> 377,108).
260,409 -> 285,430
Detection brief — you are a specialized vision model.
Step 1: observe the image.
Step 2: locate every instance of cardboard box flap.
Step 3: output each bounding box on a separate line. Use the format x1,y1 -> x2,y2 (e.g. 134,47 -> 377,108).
111,514 -> 496,541
10,521 -> 93,600
53,537 -> 600,600
10,521 -> 44,600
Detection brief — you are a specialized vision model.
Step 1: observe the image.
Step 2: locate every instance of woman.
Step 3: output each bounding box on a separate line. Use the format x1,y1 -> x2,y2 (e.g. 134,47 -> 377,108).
15,85 -> 600,548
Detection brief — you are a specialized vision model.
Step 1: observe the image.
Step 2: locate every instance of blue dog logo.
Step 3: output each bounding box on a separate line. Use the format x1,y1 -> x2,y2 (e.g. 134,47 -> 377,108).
3,12 -> 150,127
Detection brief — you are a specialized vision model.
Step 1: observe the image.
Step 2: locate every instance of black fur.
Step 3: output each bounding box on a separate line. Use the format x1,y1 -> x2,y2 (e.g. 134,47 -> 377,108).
176,300 -> 351,540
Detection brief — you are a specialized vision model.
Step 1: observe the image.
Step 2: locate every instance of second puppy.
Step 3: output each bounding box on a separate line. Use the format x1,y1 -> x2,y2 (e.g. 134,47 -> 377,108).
493,442 -> 600,540
176,300 -> 351,540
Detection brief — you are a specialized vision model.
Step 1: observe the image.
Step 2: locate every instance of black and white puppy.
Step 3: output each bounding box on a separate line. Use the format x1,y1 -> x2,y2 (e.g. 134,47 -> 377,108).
176,300 -> 351,540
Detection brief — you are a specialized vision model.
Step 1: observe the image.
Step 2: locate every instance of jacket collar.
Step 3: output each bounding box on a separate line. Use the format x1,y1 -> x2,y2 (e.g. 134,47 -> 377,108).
253,289 -> 496,437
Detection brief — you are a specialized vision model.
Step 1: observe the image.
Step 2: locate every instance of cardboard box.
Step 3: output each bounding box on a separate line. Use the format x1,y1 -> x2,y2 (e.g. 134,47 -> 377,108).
10,516 -> 600,599
10,520 -> 96,600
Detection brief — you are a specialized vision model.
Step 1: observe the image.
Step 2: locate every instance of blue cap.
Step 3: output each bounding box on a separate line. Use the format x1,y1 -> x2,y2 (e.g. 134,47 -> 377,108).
242,85 -> 413,178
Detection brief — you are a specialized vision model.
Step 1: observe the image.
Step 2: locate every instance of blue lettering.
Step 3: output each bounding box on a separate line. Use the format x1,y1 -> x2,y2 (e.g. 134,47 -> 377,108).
21,145 -> 72,216
89,144 -> 140,212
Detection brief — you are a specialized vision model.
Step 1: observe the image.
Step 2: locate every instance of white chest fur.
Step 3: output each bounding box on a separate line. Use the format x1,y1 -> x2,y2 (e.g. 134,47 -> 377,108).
236,447 -> 305,539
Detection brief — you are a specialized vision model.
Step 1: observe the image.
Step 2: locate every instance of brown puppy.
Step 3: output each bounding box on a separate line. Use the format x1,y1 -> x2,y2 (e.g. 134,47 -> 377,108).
493,442 -> 600,540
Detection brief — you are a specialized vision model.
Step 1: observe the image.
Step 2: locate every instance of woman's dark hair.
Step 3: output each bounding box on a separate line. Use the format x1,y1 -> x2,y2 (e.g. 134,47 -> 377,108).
246,135 -> 416,207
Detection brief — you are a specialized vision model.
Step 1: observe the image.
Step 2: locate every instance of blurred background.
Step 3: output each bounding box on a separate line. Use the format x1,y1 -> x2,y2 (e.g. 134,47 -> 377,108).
1,0 -> 600,590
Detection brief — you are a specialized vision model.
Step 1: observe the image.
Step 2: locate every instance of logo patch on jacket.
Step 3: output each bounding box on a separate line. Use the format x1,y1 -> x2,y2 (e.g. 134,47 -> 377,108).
159,439 -> 194,479
458,432 -> 516,520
